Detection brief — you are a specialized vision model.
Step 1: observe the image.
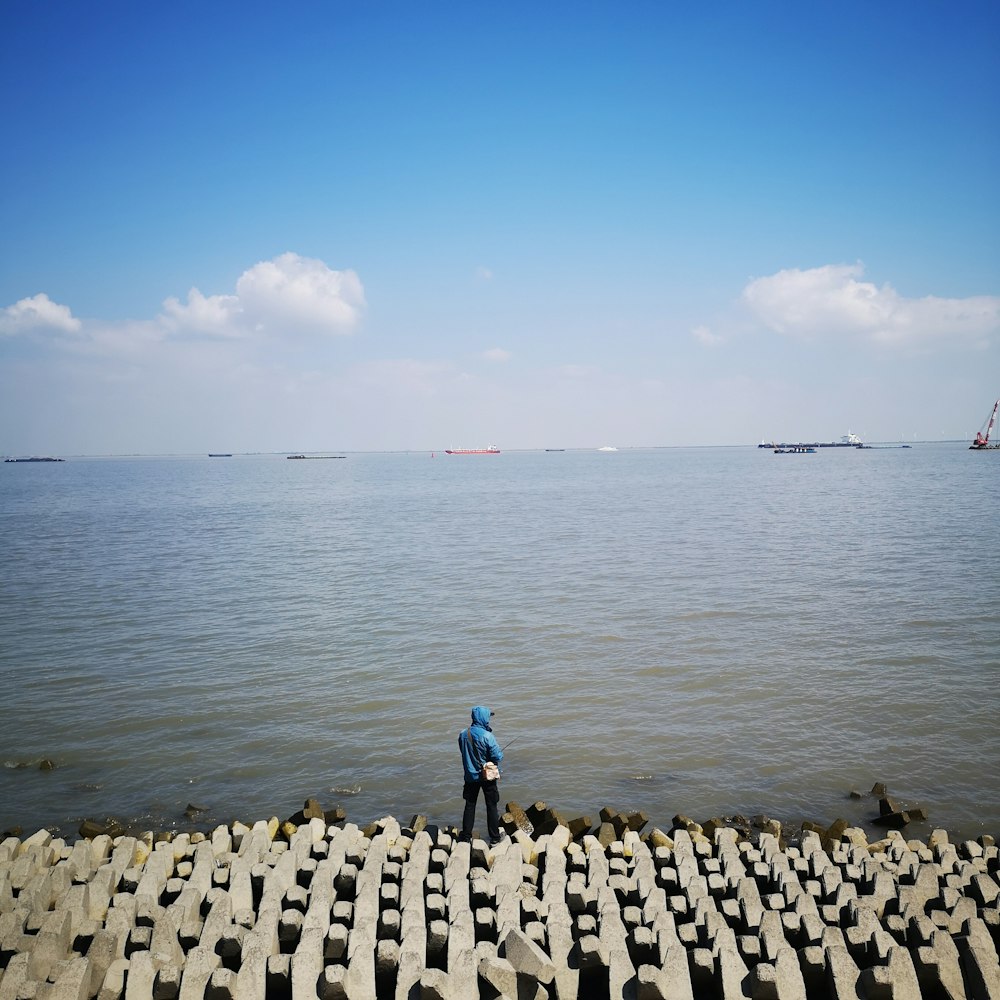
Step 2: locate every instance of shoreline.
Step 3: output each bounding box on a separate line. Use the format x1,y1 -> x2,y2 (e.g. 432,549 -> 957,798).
3,779 -> 997,853
1,797 -> 998,999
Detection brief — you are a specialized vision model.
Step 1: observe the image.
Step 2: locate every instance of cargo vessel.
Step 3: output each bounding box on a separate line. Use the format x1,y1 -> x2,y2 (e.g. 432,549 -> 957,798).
759,432 -> 863,449
444,446 -> 500,455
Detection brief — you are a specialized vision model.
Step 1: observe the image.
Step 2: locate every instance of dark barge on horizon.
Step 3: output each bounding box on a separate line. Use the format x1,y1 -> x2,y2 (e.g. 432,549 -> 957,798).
759,432 -> 864,449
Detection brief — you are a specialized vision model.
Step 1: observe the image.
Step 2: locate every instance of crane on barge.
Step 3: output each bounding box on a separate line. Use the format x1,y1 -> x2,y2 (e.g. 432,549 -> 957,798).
970,399 -> 1000,450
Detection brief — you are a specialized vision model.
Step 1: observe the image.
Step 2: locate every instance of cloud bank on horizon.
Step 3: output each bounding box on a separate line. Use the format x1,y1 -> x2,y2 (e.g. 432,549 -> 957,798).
0,253 -> 364,344
2,253 -> 997,453
742,264 -> 999,347
4,255 -> 995,350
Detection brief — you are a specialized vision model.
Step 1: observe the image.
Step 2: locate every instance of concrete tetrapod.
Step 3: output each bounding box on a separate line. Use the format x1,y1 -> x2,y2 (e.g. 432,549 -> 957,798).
1,813 -> 999,1000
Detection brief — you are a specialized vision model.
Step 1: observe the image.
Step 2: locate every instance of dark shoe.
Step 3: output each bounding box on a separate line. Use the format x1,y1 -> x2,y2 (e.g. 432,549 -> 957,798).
489,832 -> 508,847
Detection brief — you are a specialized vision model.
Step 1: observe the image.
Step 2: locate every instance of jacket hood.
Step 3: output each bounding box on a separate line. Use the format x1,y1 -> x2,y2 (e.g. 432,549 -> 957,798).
471,705 -> 493,729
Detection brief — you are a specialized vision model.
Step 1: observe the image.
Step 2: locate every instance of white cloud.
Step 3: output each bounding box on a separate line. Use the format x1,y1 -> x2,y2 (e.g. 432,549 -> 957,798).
475,266 -> 494,281
742,263 -> 1000,346
160,253 -> 364,338
0,293 -> 81,335
235,252 -> 365,334
483,347 -> 511,362
1,253 -> 365,353
160,288 -> 242,336
692,324 -> 723,347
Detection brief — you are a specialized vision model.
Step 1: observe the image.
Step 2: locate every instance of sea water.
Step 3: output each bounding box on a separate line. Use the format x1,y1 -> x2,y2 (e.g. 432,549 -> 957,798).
1,444 -> 998,841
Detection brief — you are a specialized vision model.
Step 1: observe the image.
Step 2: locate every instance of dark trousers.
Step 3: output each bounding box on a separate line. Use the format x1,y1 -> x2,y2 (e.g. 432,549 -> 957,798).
462,778 -> 500,841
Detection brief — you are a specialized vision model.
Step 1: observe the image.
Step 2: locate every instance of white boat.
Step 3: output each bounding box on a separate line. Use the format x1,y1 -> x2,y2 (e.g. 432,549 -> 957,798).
597,445 -> 618,452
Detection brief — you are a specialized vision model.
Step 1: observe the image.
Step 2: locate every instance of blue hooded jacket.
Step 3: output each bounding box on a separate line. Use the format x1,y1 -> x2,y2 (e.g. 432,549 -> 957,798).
459,706 -> 503,783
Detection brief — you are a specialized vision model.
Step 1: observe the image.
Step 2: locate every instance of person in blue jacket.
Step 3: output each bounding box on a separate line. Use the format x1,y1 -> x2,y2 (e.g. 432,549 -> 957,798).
459,705 -> 505,845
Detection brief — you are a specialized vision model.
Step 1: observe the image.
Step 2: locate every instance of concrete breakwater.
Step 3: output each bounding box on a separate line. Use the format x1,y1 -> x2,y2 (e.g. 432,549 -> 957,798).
1,803 -> 998,1000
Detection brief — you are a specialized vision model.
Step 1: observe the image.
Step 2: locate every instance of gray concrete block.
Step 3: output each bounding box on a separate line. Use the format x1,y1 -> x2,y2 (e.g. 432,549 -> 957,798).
469,876 -> 492,910
566,875 -> 591,915
628,925 -> 657,968
545,914 -> 579,1000
715,942 -> 750,1000
125,950 -> 157,1000
96,958 -> 130,1000
959,934 -> 1000,1000
426,919 -> 449,964
126,922 -> 151,956
576,934 -> 605,971
234,904 -> 280,1000
149,908 -> 184,970
748,961 -> 782,1000
478,955 -> 518,998
84,927 -> 124,999
688,948 -> 715,996
738,934 -> 762,965
859,945 -> 922,1000
517,981 -> 549,1000
736,878 -> 764,933
797,945 -> 825,996
746,948 -> 806,1000
0,953 -> 33,1000
317,964 -> 349,1000
177,946 -> 221,1000
824,944 -> 861,1000
379,908 -> 402,942
677,922 -> 699,948
288,927 -> 325,1000
425,893 -> 447,922
27,909 -> 73,982
645,942 -> 693,1000
345,931 -> 376,999
636,963 -> 672,1000
960,915 -> 1000,966
443,844 -> 470,897
913,929 -> 967,1000
376,939 -> 400,978
394,946 -> 424,1000
605,947 -> 636,1000
417,968 -> 449,1000
153,963 -> 182,1000
525,920 -> 546,948
448,909 -> 475,974
323,924 -> 349,962
970,874 -> 1000,907
474,907 -> 497,945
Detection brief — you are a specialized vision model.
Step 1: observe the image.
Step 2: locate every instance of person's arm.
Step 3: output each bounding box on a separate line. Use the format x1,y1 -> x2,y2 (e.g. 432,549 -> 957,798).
487,734 -> 503,766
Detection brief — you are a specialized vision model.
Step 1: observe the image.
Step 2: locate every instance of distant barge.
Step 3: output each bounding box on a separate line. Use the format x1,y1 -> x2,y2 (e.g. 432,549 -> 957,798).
4,457 -> 64,463
759,432 -> 863,450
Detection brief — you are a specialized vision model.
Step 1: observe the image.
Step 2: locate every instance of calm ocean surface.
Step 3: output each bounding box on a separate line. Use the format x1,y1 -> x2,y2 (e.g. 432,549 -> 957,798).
2,444 -> 998,842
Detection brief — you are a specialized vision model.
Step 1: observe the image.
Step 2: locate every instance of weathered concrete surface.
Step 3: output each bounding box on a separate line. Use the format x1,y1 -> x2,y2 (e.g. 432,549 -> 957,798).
0,808 -> 997,999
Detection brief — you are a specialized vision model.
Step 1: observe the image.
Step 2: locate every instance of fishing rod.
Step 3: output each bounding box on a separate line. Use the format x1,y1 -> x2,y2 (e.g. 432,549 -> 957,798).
500,737 -> 519,752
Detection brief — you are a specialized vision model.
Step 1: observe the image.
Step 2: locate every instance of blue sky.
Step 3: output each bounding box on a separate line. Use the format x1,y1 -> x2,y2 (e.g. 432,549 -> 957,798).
2,0 -> 998,453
